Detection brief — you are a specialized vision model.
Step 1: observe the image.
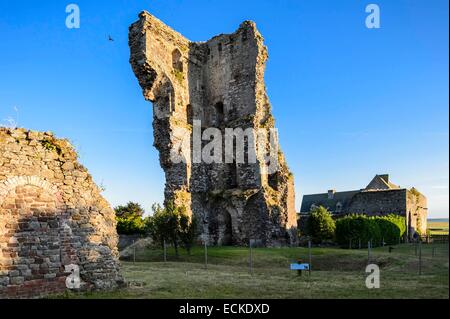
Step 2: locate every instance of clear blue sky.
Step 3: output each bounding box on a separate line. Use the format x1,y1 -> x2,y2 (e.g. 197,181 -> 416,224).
0,0 -> 448,218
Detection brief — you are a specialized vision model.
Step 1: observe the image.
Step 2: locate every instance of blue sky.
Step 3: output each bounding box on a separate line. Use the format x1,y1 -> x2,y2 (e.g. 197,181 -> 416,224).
0,0 -> 448,218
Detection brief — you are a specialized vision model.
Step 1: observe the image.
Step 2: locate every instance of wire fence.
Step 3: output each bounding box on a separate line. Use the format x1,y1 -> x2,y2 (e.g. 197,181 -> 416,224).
120,235 -> 448,275
117,235 -> 449,298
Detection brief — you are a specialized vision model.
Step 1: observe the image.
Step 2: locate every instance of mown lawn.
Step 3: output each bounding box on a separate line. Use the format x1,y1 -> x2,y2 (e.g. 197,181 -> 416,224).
53,243 -> 449,299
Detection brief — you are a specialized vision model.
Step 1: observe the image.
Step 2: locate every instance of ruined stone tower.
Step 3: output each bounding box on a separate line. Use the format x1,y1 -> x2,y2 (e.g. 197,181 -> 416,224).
129,12 -> 297,246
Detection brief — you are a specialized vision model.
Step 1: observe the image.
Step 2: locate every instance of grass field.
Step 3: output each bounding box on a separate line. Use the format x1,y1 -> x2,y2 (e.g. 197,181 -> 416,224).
54,243 -> 449,299
428,219 -> 449,236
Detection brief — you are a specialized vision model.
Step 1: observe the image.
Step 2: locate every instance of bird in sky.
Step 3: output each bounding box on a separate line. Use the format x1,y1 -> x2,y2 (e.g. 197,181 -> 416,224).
108,35 -> 114,42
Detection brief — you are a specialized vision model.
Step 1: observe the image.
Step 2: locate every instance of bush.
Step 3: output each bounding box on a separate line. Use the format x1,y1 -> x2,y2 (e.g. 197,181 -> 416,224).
367,217 -> 382,244
115,202 -> 149,235
335,215 -> 373,247
116,215 -> 148,235
306,206 -> 336,243
335,214 -> 406,248
147,202 -> 181,254
147,201 -> 197,257
115,202 -> 145,219
375,215 -> 406,245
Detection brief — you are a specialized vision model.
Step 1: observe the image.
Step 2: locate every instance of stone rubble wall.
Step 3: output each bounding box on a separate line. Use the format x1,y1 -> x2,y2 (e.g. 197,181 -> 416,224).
346,189 -> 408,216
406,189 -> 428,236
345,188 -> 428,237
0,128 -> 123,298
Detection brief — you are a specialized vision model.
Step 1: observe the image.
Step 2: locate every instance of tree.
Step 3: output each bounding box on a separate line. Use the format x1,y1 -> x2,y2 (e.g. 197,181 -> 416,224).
115,202 -> 145,219
149,201 -> 192,257
114,202 -> 148,235
306,206 -> 336,243
179,214 -> 199,255
146,203 -> 165,248
148,201 -> 198,256
150,202 -> 180,256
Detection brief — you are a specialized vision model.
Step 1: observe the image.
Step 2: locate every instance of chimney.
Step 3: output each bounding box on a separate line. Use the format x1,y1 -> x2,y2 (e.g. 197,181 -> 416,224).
380,174 -> 389,183
328,189 -> 336,200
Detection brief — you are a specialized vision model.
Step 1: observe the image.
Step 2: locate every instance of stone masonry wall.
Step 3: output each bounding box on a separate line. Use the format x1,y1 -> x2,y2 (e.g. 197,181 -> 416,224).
129,11 -> 297,246
0,128 -> 123,298
406,189 -> 428,236
346,189 -> 427,237
346,189 -> 408,217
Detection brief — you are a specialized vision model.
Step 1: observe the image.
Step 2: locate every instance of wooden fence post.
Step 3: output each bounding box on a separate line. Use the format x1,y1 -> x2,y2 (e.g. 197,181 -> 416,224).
418,241 -> 422,275
249,240 -> 254,276
204,237 -> 208,270
308,240 -> 312,276
163,239 -> 167,263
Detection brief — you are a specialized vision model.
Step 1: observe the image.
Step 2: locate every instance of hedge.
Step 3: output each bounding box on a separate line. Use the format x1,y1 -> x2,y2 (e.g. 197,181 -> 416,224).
335,214 -> 406,248
116,215 -> 149,235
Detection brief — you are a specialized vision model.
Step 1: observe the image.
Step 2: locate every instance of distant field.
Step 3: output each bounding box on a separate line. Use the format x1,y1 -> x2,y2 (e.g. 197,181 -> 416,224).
428,219 -> 449,235
52,244 -> 449,299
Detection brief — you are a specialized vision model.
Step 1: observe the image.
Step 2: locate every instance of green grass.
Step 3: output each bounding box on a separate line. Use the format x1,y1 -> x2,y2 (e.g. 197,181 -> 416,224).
52,244 -> 449,299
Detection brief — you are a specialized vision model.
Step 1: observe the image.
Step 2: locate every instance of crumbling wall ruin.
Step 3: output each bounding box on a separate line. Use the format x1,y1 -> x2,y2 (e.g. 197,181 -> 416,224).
0,128 -> 123,298
129,12 -> 297,246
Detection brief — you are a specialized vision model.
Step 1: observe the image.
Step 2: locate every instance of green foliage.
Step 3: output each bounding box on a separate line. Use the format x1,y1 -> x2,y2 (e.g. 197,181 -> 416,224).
335,215 -> 368,246
375,218 -> 397,244
367,218 -> 382,244
116,215 -> 148,235
172,69 -> 184,83
41,138 -> 62,155
381,214 -> 407,241
306,206 -> 336,243
336,214 -> 406,247
179,214 -> 199,255
148,202 -> 181,254
115,202 -> 148,235
147,201 -> 196,257
115,202 -> 145,219
415,217 -> 423,236
145,204 -> 165,247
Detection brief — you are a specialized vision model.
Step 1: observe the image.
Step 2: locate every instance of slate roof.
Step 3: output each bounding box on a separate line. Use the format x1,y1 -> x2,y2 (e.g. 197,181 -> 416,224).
299,174 -> 405,214
300,190 -> 360,214
365,174 -> 400,191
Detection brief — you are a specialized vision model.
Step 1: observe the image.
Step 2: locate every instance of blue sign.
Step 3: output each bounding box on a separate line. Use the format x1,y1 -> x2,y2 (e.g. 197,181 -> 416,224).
290,263 -> 310,270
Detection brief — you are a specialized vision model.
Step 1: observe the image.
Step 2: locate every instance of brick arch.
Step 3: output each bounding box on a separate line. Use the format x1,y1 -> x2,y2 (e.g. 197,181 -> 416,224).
0,176 -> 58,200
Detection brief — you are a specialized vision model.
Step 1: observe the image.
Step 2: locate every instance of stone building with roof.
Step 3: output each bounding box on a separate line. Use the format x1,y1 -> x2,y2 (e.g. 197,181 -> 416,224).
300,174 -> 428,238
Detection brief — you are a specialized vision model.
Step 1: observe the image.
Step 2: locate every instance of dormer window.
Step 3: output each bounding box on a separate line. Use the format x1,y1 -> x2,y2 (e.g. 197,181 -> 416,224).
328,189 -> 336,200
